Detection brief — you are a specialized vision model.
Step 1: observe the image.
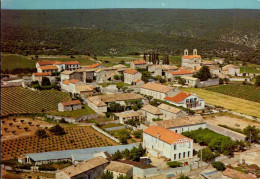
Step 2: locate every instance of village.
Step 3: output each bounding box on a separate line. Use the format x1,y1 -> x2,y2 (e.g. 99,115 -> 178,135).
1,49 -> 260,179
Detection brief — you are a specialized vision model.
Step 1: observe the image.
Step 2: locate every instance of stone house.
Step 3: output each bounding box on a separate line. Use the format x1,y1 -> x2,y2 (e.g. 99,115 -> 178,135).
140,82 -> 178,100
60,79 -> 82,94
222,64 -> 240,76
105,161 -> 133,178
38,65 -> 58,73
157,103 -> 187,120
164,91 -> 205,110
141,104 -> 163,123
181,49 -> 202,70
87,63 -> 106,69
208,65 -> 221,76
148,65 -> 178,77
115,110 -> 144,124
95,68 -> 120,84
166,69 -> 194,80
32,72 -> 52,84
143,126 -> 193,161
124,68 -> 142,85
61,70 -> 76,81
130,60 -> 147,69
56,156 -> 109,179
181,76 -> 200,87
58,100 -> 82,112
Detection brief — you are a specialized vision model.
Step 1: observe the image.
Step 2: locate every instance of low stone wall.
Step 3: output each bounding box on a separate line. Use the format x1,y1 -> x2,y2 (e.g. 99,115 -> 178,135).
104,126 -> 126,131
92,125 -> 120,143
100,120 -> 120,125
228,111 -> 260,122
197,78 -> 219,88
46,114 -> 98,124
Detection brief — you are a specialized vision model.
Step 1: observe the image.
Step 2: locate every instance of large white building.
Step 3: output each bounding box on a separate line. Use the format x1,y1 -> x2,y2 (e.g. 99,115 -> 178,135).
181,49 -> 202,70
140,82 -> 178,100
124,68 -> 142,85
143,126 -> 193,161
36,60 -> 80,73
164,91 -> 205,110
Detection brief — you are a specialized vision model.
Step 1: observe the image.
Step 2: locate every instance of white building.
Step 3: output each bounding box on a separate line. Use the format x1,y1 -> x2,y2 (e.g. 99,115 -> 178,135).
222,64 -> 240,76
166,69 -> 195,80
130,60 -> 147,69
115,111 -> 144,124
36,60 -> 80,73
58,100 -> 82,112
32,72 -> 52,83
152,115 -> 206,134
208,66 -> 221,76
124,68 -> 142,85
60,79 -> 83,94
140,82 -> 178,100
141,104 -> 163,123
157,103 -> 187,120
164,91 -> 205,110
181,49 -> 202,70
181,76 -> 200,87
143,126 -> 193,161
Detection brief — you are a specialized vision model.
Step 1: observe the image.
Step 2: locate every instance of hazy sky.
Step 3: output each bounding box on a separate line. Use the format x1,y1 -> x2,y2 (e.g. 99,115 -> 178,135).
1,0 -> 260,9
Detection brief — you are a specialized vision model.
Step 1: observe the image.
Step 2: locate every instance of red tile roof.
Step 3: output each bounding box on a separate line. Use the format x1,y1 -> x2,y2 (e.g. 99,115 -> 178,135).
62,79 -> 79,85
182,55 -> 202,59
170,69 -> 194,75
124,68 -> 138,75
61,100 -> 82,106
33,72 -> 52,76
54,61 -> 64,65
88,63 -> 102,69
164,92 -> 191,103
65,61 -> 79,65
144,126 -> 192,144
37,60 -> 55,66
39,66 -> 58,70
141,82 -> 174,93
132,60 -> 147,65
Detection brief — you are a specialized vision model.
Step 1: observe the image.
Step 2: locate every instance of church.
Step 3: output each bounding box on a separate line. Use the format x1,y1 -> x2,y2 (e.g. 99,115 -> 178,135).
181,49 -> 202,70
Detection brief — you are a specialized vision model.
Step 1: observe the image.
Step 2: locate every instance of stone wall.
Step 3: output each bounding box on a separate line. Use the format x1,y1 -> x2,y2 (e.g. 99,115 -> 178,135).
46,114 -> 98,124
92,125 -> 120,143
197,78 -> 219,88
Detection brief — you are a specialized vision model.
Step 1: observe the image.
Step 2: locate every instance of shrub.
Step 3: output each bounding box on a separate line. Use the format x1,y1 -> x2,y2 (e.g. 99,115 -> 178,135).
49,125 -> 66,135
177,175 -> 190,179
133,130 -> 142,139
101,170 -> 113,179
152,118 -> 163,121
112,150 -> 122,161
167,161 -> 183,168
197,148 -> 215,162
35,129 -> 48,138
212,161 -> 226,171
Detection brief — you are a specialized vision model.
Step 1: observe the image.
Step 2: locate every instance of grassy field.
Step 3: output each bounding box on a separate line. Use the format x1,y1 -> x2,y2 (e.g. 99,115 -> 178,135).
181,88 -> 260,118
97,56 -> 140,63
1,53 -> 36,71
240,66 -> 260,73
169,56 -> 182,67
48,105 -> 95,118
1,87 -> 71,116
38,56 -> 95,66
1,126 -> 118,160
206,84 -> 260,103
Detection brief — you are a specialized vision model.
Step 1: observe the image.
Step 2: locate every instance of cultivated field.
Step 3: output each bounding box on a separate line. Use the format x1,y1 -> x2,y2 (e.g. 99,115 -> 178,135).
1,87 -> 71,116
206,84 -> 260,103
1,126 -> 118,160
181,88 -> 260,118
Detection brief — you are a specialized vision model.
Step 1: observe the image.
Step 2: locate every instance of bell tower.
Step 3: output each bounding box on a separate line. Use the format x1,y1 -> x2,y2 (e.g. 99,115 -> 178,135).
184,49 -> 188,56
193,49 -> 197,55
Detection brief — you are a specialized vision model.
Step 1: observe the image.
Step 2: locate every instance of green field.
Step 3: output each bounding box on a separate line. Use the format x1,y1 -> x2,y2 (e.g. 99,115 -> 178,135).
48,105 -> 95,118
1,53 -> 36,71
181,87 -> 260,118
169,56 -> 182,67
240,66 -> 260,73
38,56 -> 95,66
206,84 -> 260,103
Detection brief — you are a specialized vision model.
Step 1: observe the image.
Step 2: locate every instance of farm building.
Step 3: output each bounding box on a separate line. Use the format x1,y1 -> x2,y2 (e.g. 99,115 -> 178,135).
75,85 -> 95,97
152,115 -> 206,134
143,126 -> 193,161
115,110 -> 144,124
181,49 -> 202,70
141,104 -> 163,123
60,70 -> 76,81
58,100 -> 82,112
164,91 -> 205,110
124,68 -> 142,85
87,93 -> 144,114
19,144 -> 138,165
60,79 -> 95,96
71,151 -> 112,164
140,82 -> 178,100
130,60 -> 147,69
32,72 -> 52,84
56,156 -> 109,179
157,103 -> 187,120
105,161 -> 133,178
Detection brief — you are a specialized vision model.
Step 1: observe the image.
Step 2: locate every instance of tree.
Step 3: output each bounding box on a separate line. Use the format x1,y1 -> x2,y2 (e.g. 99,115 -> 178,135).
219,78 -> 224,85
197,148 -> 215,162
177,175 -> 190,179
212,161 -> 226,171
121,149 -> 131,160
20,120 -> 24,124
117,174 -> 131,179
117,129 -> 130,144
24,127 -> 29,132
49,125 -> 66,135
120,60 -> 125,64
101,171 -> 113,179
9,123 -> 13,126
234,140 -> 246,151
28,122 -> 32,126
42,77 -> 51,86
112,150 -> 122,161
167,161 -> 183,168
243,125 -> 259,142
35,129 -> 48,138
108,102 -> 124,112
255,75 -> 260,86
133,130 -> 142,139
178,77 -> 185,85
114,74 -> 120,80
193,66 -> 211,81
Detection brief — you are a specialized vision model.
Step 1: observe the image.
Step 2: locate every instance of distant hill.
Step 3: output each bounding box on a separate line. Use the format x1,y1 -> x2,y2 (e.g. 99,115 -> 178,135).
1,9 -> 260,63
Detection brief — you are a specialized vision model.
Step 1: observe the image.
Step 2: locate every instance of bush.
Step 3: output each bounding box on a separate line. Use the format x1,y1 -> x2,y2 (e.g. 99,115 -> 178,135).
197,148 -> 215,162
35,129 -> 48,138
101,170 -> 113,179
167,161 -> 183,168
17,164 -> 32,170
49,125 -> 66,135
112,150 -> 122,161
212,161 -> 226,171
133,130 -> 142,139
38,165 -> 56,171
152,118 -> 163,121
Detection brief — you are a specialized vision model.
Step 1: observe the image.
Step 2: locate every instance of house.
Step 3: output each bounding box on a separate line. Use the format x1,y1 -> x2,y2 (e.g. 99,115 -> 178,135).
143,126 -> 193,161
38,65 -> 58,73
32,72 -> 52,84
222,64 -> 240,76
214,58 -> 225,65
157,103 -> 187,120
124,68 -> 142,85
95,68 -> 120,83
22,76 -> 32,88
152,115 -> 206,134
208,66 -> 221,76
64,61 -> 80,71
222,168 -> 256,179
181,49 -> 202,70
87,93 -> 144,114
131,60 -> 147,69
115,111 -> 144,124
36,60 -> 80,72
87,63 -> 105,69
75,68 -> 96,82
140,82 -> 178,100
134,79 -> 145,86
72,151 -> 112,165
239,147 -> 260,166
56,156 -> 109,179
201,60 -> 216,66
60,79 -> 82,94
148,65 -> 178,77
166,69 -> 195,80
105,161 -> 133,178
58,100 -> 82,112
181,76 -> 200,87
75,85 -> 95,97
164,91 -> 205,110
61,70 -> 76,81
141,104 -> 163,123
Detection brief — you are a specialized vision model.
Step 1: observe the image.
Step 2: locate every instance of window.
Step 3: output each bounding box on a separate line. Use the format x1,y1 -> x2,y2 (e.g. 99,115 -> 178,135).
179,153 -> 181,159
175,130 -> 178,133
183,152 -> 185,158
174,154 -> 176,160
188,151 -> 190,157
182,128 -> 184,132
189,142 -> 191,148
186,99 -> 189,103
174,145 -> 176,150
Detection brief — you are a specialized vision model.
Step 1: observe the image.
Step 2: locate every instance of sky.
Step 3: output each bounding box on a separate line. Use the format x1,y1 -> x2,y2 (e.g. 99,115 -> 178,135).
1,0 -> 260,10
